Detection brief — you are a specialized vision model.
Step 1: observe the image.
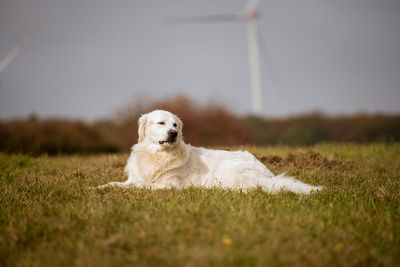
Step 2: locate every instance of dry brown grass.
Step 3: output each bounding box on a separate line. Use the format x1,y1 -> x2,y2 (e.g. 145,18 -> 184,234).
1,143 -> 399,266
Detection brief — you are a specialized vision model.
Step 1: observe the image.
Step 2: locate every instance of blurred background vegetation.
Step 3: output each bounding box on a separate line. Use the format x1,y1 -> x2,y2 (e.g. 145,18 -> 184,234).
1,95 -> 399,155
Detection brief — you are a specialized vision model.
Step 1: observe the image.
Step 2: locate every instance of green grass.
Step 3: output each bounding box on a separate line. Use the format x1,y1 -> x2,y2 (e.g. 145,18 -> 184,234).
1,143 -> 399,266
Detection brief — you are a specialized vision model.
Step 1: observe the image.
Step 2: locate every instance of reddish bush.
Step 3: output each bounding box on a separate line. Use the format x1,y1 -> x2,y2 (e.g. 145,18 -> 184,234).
0,118 -> 119,155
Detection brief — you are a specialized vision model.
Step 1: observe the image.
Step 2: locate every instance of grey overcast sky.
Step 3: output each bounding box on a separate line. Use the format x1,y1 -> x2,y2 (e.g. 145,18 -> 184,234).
0,0 -> 399,120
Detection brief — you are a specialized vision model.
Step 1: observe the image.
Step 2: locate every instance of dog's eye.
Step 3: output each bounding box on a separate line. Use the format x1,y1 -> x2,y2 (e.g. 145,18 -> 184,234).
158,122 -> 165,125
173,123 -> 177,127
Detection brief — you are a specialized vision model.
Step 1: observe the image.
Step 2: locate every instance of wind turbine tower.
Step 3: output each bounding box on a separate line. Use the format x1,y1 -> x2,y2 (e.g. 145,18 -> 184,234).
245,0 -> 263,115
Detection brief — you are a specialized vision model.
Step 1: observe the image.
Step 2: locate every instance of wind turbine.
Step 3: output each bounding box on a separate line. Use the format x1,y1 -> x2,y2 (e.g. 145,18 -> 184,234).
167,0 -> 264,116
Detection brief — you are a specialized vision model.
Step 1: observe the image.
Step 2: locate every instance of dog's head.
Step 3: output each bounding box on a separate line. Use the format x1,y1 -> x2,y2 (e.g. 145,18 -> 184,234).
137,110 -> 183,148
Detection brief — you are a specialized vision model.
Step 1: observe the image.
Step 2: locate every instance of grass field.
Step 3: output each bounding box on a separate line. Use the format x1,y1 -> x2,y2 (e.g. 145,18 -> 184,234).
1,143 -> 399,266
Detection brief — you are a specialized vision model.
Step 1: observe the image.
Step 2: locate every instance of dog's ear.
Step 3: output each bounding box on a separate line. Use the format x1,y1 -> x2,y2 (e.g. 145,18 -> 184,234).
138,114 -> 149,143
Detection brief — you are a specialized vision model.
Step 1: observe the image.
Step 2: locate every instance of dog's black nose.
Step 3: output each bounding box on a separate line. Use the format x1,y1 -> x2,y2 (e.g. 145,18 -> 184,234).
168,130 -> 178,138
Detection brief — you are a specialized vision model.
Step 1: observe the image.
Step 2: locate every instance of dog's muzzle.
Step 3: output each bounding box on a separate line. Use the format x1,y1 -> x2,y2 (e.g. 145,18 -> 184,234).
159,130 -> 178,145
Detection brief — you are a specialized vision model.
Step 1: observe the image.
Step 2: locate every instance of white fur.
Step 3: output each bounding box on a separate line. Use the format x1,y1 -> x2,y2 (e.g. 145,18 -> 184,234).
99,110 -> 323,194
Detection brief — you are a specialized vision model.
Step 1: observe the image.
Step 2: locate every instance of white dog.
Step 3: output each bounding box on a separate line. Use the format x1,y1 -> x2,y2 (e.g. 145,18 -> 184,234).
99,110 -> 323,194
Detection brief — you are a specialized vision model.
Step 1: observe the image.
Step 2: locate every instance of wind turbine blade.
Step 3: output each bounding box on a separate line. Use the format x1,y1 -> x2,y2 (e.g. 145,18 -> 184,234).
0,38 -> 29,73
165,14 -> 244,24
258,29 -> 284,98
245,0 -> 260,12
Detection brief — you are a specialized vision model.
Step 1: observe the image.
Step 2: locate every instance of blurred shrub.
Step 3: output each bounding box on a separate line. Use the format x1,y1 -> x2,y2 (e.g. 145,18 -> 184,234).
244,112 -> 400,146
0,96 -> 255,154
0,96 -> 399,154
0,118 -> 119,155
